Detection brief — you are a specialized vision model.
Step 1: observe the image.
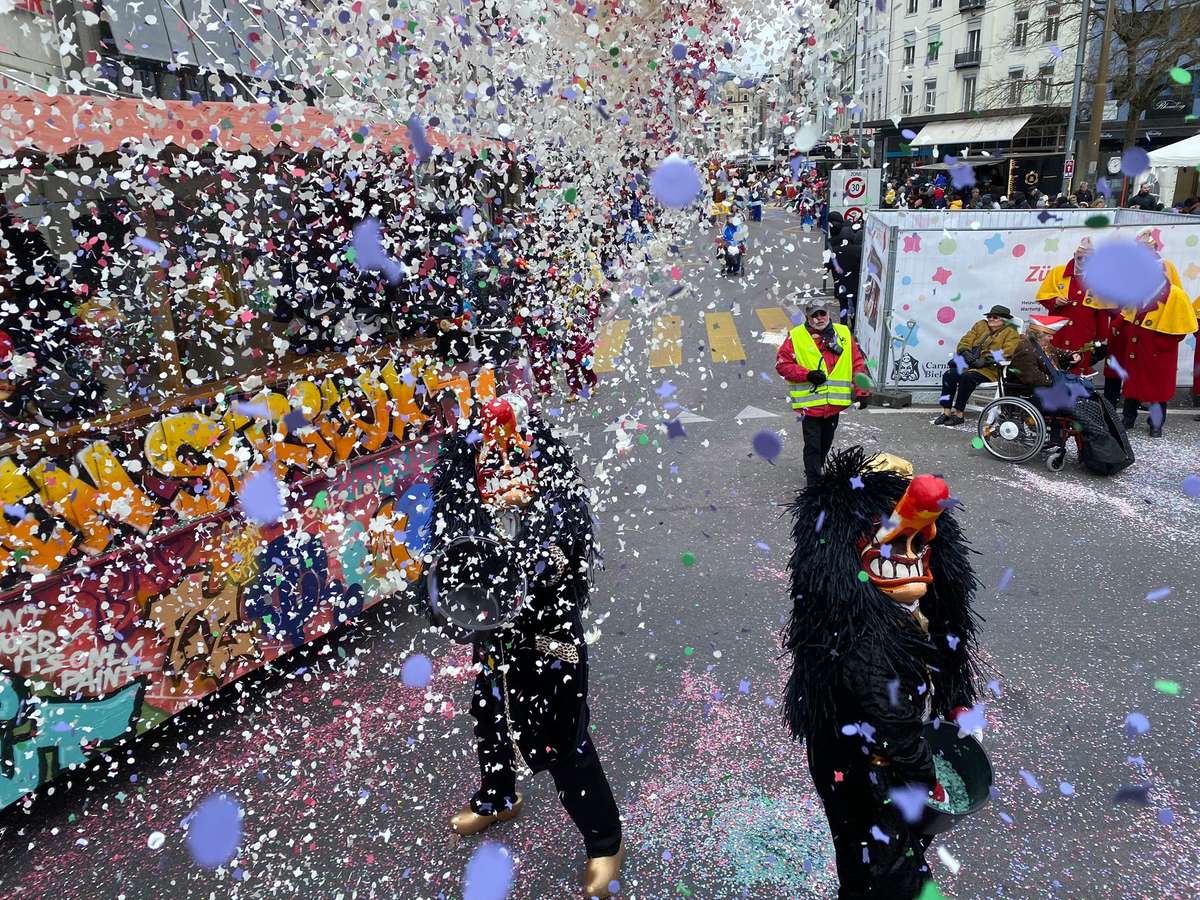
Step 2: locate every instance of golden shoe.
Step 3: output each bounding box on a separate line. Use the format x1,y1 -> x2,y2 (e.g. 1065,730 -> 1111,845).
448,794 -> 523,836
582,839 -> 625,899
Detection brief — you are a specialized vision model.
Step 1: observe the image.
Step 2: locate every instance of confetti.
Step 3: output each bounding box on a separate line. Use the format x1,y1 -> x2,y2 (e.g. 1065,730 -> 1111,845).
239,468 -> 284,524
751,430 -> 782,463
401,654 -> 434,689
463,842 -> 513,900
185,793 -> 242,869
1079,240 -> 1167,308
650,157 -> 702,208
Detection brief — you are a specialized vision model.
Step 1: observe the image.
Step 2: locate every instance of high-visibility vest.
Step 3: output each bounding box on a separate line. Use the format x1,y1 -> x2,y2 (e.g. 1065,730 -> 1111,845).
788,323 -> 854,410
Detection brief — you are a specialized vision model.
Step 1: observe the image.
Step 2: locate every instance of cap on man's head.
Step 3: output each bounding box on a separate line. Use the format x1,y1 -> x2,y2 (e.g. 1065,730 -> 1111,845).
984,304 -> 1013,319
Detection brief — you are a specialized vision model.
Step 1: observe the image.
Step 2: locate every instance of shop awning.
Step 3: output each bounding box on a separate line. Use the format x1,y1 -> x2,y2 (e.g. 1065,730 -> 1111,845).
909,114 -> 1031,148
0,90 -> 466,157
1147,132 -> 1200,168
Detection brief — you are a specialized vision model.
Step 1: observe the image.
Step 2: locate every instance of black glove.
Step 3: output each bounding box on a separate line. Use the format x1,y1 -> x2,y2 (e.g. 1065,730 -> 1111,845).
806,369 -> 827,386
1090,342 -> 1109,362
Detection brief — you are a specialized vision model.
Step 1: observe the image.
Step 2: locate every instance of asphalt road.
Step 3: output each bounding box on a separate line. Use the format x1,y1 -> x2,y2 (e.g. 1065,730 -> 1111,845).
2,208 -> 1198,899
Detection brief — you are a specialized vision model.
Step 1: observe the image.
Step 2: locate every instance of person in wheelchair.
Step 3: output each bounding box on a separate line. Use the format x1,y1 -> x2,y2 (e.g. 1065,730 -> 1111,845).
1008,315 -> 1084,449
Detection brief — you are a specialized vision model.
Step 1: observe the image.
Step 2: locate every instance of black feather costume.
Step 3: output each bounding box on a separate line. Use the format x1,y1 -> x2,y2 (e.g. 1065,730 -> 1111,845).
782,446 -> 984,898
424,409 -> 622,862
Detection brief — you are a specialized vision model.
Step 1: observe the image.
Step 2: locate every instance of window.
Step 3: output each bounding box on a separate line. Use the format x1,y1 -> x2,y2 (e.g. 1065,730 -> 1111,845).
901,83 -> 914,115
927,26 -> 941,62
904,44 -> 916,67
907,0 -> 919,13
1038,63 -> 1055,102
1014,10 -> 1030,48
930,0 -> 941,8
924,79 -> 937,113
962,75 -> 977,112
1044,4 -> 1060,43
1008,68 -> 1024,105
967,28 -> 981,53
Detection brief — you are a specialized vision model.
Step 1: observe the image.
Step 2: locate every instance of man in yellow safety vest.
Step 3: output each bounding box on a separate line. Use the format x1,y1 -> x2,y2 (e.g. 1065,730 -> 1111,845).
775,298 -> 872,486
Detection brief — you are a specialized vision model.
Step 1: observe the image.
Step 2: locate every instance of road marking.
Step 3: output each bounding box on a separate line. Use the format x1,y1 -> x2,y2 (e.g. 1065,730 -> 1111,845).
592,319 -> 630,374
734,405 -> 780,420
673,409 -> 713,423
755,306 -> 792,333
704,311 -> 746,363
648,314 -> 683,368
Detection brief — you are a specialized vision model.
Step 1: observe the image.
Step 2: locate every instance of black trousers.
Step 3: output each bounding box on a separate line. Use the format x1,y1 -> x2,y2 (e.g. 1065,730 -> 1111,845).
1123,398 -> 1167,430
807,737 -> 932,899
470,667 -> 622,858
1103,376 -> 1123,406
940,366 -> 988,412
801,413 -> 840,483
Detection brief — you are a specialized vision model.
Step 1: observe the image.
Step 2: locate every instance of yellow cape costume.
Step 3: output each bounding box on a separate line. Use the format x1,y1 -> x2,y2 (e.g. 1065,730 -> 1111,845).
1122,283 -> 1199,336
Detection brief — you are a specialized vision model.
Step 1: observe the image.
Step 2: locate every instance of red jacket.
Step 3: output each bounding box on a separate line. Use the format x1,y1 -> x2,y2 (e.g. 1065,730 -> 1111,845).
776,326 -> 870,418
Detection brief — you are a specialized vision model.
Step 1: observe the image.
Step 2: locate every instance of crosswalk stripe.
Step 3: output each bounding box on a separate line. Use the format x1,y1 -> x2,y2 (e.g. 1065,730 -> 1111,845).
648,314 -> 683,368
704,311 -> 746,363
755,306 -> 793,334
592,319 -> 630,374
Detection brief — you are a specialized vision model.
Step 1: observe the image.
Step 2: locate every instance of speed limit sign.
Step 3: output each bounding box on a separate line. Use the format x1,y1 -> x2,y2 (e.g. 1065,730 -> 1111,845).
844,175 -> 867,200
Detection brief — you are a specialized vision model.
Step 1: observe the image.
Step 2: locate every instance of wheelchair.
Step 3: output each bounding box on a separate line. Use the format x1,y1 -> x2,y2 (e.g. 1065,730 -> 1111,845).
973,363 -> 1096,472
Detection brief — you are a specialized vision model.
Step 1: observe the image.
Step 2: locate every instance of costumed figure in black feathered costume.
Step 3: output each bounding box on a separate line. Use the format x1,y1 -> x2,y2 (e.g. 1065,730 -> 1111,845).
783,447 -> 983,899
425,392 -> 624,899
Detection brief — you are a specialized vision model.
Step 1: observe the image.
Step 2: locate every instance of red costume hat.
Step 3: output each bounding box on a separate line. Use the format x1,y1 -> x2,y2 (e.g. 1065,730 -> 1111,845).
1028,315 -> 1069,334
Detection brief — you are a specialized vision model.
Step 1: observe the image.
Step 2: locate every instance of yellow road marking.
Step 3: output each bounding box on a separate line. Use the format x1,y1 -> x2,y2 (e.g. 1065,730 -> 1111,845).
648,314 -> 683,368
756,307 -> 792,333
704,311 -> 746,363
591,319 -> 630,374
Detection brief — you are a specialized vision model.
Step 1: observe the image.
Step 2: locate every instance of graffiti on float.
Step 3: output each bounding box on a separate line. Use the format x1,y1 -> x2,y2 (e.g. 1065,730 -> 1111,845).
1,667 -> 143,807
0,352 -> 483,808
0,357 -> 489,586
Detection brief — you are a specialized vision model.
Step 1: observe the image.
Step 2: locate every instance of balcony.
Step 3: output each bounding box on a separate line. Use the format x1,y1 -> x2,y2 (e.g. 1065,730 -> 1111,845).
959,0 -> 985,11
954,49 -> 982,68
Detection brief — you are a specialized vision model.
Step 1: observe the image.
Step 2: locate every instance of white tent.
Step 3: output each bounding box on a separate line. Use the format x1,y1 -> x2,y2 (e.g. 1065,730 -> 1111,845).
1147,133 -> 1200,167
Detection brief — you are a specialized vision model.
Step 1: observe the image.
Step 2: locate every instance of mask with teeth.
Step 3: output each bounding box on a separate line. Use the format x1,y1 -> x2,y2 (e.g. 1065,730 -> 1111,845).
858,474 -> 950,606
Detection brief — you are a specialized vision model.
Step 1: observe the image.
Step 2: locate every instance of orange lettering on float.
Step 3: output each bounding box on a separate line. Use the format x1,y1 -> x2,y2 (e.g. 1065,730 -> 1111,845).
0,457 -> 77,576
77,442 -> 159,534
380,360 -> 430,439
286,381 -> 334,469
143,413 -> 233,519
337,372 -> 391,453
473,366 -> 497,404
317,378 -> 358,462
422,365 -> 473,423
238,392 -> 311,476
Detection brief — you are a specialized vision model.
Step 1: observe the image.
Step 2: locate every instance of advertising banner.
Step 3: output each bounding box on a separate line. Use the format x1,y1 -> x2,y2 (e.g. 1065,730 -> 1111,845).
868,211 -> 1199,389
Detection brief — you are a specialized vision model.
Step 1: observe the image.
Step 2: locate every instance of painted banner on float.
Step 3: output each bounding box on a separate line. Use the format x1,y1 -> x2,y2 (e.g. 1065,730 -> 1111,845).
877,220 -> 1200,388
0,350 -> 498,809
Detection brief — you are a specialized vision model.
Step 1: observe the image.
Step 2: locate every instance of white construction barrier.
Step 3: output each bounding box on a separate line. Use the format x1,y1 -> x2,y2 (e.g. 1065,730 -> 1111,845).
854,209 -> 1200,390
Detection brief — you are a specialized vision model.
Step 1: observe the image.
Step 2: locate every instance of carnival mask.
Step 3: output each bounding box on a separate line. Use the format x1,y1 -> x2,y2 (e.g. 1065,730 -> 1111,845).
858,474 -> 950,605
476,395 -> 538,509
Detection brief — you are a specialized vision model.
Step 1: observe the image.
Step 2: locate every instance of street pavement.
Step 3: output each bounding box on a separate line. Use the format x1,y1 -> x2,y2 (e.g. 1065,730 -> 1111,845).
1,208 -> 1198,899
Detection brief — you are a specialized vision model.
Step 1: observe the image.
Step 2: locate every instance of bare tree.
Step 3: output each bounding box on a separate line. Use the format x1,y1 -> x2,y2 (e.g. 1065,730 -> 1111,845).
1107,0 -> 1200,148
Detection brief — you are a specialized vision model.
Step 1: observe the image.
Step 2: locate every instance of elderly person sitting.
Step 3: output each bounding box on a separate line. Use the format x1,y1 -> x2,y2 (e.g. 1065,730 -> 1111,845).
1009,315 -> 1082,389
934,305 -> 1021,426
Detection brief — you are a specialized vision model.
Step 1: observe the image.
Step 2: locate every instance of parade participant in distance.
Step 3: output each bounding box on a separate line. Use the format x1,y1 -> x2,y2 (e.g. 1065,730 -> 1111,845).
783,449 -> 984,899
934,305 -> 1021,427
775,297 -> 871,487
425,395 -> 624,898
1035,238 -> 1114,372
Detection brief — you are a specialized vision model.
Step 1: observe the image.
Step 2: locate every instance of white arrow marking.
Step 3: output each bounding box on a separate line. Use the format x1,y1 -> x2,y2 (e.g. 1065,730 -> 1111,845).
734,405 -> 780,420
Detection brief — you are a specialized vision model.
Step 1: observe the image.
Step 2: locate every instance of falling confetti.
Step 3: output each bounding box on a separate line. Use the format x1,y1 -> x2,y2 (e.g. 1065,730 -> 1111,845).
185,793 -> 242,869
752,430 -> 782,463
463,842 -> 514,900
